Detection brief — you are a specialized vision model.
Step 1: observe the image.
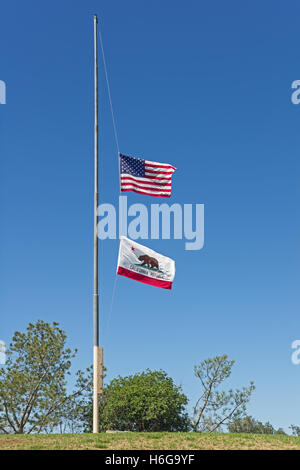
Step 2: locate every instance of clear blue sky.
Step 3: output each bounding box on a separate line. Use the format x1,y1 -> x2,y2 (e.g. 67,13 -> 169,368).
1,0 -> 300,432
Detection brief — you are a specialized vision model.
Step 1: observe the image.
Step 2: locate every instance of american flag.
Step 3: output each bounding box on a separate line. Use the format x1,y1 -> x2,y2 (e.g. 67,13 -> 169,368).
119,154 -> 177,197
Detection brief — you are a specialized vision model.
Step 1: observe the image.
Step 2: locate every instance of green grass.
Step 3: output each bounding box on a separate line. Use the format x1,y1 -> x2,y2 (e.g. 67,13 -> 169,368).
0,432 -> 300,450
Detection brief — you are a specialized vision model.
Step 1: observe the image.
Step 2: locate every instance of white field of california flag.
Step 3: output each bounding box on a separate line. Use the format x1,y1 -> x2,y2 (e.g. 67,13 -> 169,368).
117,236 -> 175,289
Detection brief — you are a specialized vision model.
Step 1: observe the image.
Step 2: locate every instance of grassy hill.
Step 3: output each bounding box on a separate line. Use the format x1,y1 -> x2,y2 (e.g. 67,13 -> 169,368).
1,432 -> 300,450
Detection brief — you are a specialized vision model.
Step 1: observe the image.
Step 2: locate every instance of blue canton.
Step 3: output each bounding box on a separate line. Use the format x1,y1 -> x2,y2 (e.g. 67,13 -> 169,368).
120,154 -> 145,177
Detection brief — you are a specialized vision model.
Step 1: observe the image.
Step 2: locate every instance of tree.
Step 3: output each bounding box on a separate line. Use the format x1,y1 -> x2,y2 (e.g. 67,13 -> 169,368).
228,415 -> 286,434
0,320 -> 92,434
289,425 -> 300,436
192,355 -> 255,432
89,369 -> 191,432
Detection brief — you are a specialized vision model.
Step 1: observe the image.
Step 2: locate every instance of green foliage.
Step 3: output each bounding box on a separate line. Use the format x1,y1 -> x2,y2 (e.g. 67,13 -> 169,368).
0,320 -> 92,434
90,369 -> 191,432
228,415 -> 286,434
290,425 -> 300,436
192,355 -> 255,432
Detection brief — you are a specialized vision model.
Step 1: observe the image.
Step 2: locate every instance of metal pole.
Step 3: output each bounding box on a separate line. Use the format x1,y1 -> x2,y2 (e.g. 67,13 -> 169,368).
93,12 -> 100,434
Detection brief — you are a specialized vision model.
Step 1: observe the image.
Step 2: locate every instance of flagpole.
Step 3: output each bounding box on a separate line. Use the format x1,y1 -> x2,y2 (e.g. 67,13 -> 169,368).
93,12 -> 101,434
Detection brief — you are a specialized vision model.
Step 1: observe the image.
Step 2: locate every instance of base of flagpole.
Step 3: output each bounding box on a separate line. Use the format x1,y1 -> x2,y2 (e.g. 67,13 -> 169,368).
93,345 -> 100,433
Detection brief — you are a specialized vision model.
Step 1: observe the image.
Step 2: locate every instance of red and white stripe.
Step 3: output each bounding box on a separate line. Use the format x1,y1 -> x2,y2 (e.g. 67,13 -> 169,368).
120,159 -> 177,197
117,266 -> 173,289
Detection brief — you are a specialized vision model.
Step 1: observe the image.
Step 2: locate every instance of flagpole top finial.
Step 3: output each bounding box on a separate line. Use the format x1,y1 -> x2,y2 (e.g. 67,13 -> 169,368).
94,13 -> 98,22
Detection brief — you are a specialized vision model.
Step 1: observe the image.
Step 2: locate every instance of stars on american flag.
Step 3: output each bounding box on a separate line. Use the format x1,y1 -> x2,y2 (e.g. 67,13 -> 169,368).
120,155 -> 145,177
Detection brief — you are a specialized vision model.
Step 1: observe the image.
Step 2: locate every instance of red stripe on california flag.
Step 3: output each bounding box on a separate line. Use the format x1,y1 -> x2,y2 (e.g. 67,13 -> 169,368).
117,266 -> 172,289
121,188 -> 171,197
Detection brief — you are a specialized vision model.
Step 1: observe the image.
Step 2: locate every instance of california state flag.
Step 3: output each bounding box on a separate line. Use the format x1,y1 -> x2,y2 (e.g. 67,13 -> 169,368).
117,236 -> 175,290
